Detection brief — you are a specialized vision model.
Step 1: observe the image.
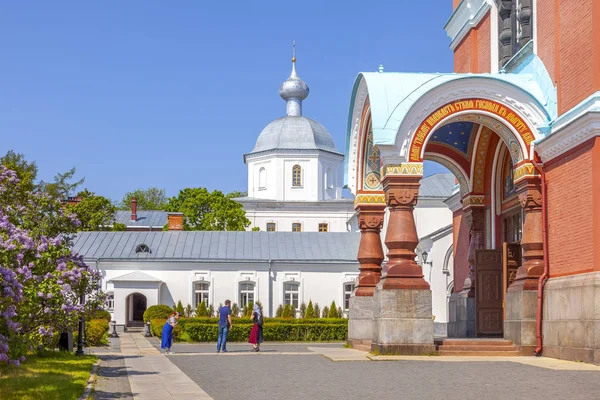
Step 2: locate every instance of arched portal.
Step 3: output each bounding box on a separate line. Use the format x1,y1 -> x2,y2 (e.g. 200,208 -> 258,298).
125,293 -> 147,327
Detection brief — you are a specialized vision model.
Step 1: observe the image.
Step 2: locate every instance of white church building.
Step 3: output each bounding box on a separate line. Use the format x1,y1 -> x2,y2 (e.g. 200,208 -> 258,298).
74,56 -> 457,334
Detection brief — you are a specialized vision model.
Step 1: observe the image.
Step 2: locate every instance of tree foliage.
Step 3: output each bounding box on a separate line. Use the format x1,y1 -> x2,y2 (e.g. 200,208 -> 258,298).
0,166 -> 104,364
39,167 -> 85,200
66,190 -> 125,231
119,187 -> 168,210
164,188 -> 250,231
305,301 -> 315,319
328,301 -> 339,318
313,303 -> 320,319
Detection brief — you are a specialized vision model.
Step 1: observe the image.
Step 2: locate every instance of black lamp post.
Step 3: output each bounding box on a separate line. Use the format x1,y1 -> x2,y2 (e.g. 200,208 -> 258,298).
75,288 -> 85,356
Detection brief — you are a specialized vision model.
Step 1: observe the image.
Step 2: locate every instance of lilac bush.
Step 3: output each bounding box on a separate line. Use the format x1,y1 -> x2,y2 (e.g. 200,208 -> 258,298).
0,166 -> 104,364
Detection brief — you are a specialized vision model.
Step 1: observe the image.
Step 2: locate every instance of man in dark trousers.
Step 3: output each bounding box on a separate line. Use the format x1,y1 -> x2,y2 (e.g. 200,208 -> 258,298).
217,300 -> 232,353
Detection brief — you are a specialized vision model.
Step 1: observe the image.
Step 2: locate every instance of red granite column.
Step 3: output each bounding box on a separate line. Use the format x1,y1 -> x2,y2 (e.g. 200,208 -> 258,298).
380,175 -> 429,290
355,204 -> 385,296
509,176 -> 543,291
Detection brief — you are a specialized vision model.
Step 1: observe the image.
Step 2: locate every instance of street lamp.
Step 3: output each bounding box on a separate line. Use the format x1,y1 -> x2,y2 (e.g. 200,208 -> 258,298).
75,288 -> 85,356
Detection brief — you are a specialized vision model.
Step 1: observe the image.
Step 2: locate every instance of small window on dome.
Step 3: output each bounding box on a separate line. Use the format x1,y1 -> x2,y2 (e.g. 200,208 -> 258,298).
135,244 -> 150,254
292,165 -> 302,187
326,168 -> 333,189
259,167 -> 267,190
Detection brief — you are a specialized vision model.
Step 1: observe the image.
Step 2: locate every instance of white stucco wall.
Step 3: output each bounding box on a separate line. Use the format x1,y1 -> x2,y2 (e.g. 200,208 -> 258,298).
99,261 -> 359,325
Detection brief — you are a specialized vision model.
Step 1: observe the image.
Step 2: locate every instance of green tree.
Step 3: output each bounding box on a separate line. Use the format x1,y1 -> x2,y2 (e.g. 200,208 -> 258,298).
299,302 -> 307,318
313,303 -> 321,319
66,190 -> 125,231
322,306 -> 329,318
0,150 -> 38,194
328,301 -> 339,318
207,304 -> 215,317
282,304 -> 292,318
337,306 -> 344,318
275,304 -> 284,318
226,190 -> 248,199
305,301 -> 315,319
196,301 -> 208,317
176,300 -> 185,315
184,304 -> 193,318
164,188 -> 250,231
120,187 -> 168,210
39,166 -> 85,199
231,303 -> 240,318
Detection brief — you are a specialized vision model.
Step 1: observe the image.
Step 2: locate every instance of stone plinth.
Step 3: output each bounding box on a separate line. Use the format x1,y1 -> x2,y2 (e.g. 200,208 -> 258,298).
505,289 -> 537,355
348,294 -> 374,341
456,293 -> 476,337
371,285 -> 435,354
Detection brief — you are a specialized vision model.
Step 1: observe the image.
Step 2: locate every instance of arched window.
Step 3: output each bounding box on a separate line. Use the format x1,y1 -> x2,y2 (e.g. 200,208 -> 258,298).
239,281 -> 255,308
258,167 -> 266,190
292,165 -> 302,187
326,168 -> 333,189
135,243 -> 150,254
106,291 -> 114,311
194,282 -> 210,306
284,282 -> 299,308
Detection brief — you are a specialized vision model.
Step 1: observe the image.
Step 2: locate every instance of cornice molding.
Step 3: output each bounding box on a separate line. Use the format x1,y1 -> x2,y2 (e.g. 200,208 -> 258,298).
445,0 -> 492,50
536,93 -> 600,162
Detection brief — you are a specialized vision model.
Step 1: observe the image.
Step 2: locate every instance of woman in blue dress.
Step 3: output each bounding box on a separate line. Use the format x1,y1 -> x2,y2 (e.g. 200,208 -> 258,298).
161,312 -> 180,354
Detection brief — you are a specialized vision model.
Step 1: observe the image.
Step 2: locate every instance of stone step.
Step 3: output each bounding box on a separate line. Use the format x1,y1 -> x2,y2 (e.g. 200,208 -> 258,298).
437,345 -> 518,352
352,343 -> 371,352
438,350 -> 521,356
435,339 -> 513,346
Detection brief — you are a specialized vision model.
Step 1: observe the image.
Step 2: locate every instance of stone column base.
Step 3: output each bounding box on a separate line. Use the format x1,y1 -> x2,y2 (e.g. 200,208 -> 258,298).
348,294 -> 374,341
371,285 -> 435,355
505,289 -> 537,355
456,294 -> 476,337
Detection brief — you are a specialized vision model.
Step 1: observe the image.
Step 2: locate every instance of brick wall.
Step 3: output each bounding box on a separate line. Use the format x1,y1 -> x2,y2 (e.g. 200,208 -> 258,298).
452,209 -> 470,292
453,14 -> 491,73
546,139 -> 594,277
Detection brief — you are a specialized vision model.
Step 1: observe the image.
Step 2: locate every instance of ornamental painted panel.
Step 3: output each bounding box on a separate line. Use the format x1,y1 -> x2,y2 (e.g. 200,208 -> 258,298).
362,130 -> 382,191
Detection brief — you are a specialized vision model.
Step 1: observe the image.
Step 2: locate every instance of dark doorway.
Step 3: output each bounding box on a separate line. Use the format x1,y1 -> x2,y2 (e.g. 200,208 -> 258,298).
130,293 -> 147,325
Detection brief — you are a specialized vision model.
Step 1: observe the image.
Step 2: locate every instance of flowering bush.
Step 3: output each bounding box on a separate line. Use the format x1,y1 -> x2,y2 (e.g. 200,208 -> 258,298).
0,166 -> 104,365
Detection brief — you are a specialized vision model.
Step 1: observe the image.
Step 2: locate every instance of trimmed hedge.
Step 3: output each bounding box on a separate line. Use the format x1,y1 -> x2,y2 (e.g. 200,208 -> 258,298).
150,318 -> 348,342
143,304 -> 175,323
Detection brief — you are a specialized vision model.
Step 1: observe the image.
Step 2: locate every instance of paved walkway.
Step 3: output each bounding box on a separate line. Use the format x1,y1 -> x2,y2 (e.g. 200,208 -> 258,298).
92,333 -> 212,400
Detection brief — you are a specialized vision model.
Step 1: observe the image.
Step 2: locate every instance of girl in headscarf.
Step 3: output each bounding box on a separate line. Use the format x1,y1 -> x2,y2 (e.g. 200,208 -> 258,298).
248,304 -> 263,352
161,311 -> 180,354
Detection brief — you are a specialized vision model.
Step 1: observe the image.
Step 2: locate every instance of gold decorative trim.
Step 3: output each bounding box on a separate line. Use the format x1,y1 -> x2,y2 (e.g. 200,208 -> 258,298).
381,163 -> 424,178
513,162 -> 538,184
354,193 -> 386,207
462,194 -> 486,207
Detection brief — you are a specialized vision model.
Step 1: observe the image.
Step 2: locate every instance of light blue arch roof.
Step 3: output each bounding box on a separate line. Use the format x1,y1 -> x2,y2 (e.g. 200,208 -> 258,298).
343,54 -> 557,186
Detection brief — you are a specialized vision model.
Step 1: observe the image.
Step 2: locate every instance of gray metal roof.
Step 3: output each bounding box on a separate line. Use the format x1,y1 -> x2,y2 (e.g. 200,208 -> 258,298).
419,174 -> 455,198
73,231 -> 360,262
249,116 -> 340,155
114,210 -> 168,228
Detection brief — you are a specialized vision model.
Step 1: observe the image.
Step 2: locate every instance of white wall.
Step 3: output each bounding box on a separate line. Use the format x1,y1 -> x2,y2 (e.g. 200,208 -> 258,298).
244,209 -> 354,232
99,261 -> 360,325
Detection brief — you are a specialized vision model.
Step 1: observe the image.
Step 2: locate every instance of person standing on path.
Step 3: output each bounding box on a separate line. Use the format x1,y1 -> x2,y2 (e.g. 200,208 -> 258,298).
248,303 -> 263,352
161,311 -> 180,354
217,300 -> 232,353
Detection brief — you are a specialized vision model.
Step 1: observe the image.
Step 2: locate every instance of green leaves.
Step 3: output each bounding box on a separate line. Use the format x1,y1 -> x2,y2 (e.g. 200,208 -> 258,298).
66,190 -> 121,231
119,187 -> 168,210
164,188 -> 250,231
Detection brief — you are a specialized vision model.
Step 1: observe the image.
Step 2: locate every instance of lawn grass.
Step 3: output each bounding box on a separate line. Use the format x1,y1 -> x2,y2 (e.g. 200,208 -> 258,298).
0,351 -> 97,400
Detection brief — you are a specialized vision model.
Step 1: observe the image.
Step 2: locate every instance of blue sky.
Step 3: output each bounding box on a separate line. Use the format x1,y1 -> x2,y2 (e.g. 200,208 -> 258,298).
0,1 -> 453,202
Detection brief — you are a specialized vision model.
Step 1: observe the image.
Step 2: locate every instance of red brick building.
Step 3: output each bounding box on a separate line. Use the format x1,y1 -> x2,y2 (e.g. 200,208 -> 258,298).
345,0 -> 600,363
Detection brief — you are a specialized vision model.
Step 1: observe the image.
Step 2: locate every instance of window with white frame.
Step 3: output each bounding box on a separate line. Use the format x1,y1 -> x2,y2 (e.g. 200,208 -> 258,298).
258,167 -> 267,190
194,282 -> 210,306
106,292 -> 114,311
266,222 -> 276,232
284,282 -> 299,308
239,282 -> 255,308
344,283 -> 354,310
292,165 -> 302,187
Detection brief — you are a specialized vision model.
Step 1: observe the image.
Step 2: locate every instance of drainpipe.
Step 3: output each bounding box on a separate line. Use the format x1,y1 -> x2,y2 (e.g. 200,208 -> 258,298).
531,155 -> 549,356
268,259 -> 273,318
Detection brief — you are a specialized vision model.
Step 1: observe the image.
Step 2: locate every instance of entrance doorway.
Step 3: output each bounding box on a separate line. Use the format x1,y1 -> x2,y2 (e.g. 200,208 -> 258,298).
126,293 -> 147,327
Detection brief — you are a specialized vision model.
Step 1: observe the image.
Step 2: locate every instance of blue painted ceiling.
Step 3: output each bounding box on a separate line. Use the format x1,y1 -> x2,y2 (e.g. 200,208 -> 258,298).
429,121 -> 476,158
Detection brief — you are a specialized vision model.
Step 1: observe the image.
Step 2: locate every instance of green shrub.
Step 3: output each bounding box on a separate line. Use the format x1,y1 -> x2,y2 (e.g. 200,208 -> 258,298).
196,302 -> 209,317
322,306 -> 329,318
207,304 -> 215,317
143,305 -> 174,323
185,304 -> 193,317
290,305 -> 297,319
314,303 -> 320,319
87,309 -> 111,322
328,301 -> 338,318
176,300 -> 185,315
337,306 -> 344,318
305,301 -> 315,318
282,304 -> 292,318
275,304 -> 283,317
85,319 -> 109,346
299,302 -> 306,318
231,303 -> 240,317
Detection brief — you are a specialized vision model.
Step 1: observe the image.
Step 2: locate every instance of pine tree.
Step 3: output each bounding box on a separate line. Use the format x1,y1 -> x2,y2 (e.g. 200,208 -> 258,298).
275,304 -> 284,317
322,306 -> 329,318
305,301 -> 315,318
328,301 -> 338,318
196,301 -> 208,317
337,306 -> 344,318
290,304 -> 297,319
184,304 -> 193,317
313,303 -> 321,319
207,304 -> 215,318
299,302 -> 307,318
176,300 -> 185,315
282,304 -> 292,318
231,303 -> 240,318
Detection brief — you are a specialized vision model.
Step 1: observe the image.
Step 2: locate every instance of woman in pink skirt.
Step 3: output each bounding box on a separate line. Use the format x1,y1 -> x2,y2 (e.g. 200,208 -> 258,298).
248,304 -> 263,352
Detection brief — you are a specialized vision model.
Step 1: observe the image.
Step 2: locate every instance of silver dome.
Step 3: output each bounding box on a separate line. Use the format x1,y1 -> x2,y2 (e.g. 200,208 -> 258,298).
250,116 -> 339,154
